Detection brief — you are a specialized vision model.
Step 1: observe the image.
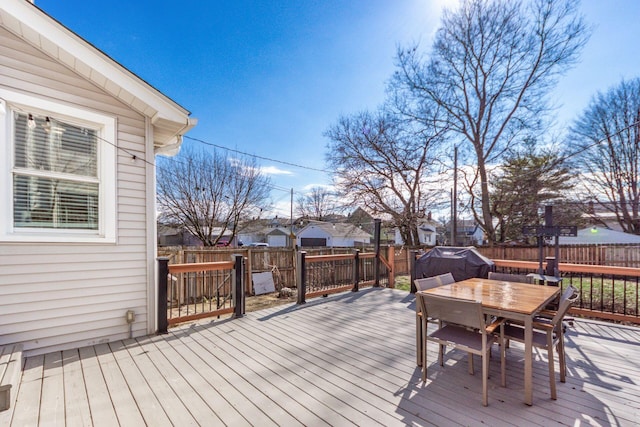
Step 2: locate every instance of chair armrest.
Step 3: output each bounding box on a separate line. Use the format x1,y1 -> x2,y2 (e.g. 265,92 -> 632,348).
486,317 -> 505,334
532,320 -> 554,331
537,309 -> 556,318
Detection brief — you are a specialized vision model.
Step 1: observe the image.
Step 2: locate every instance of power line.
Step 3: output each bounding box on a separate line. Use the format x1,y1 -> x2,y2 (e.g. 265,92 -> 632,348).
2,97 -> 319,199
183,135 -> 330,173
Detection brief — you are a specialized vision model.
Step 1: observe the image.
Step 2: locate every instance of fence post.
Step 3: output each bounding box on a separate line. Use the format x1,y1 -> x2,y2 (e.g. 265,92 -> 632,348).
233,254 -> 245,318
352,249 -> 360,292
373,218 -> 381,287
409,250 -> 418,293
157,257 -> 169,334
297,251 -> 307,304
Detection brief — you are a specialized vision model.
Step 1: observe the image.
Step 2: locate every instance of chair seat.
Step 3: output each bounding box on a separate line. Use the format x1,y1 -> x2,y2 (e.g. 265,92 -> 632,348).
430,324 -> 489,352
502,324 -> 552,348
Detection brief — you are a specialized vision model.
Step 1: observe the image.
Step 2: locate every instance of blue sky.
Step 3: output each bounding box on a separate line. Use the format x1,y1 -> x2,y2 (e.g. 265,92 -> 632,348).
36,0 -> 640,217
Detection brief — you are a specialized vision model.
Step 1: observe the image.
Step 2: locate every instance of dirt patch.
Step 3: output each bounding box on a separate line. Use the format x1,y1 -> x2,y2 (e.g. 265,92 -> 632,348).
245,292 -> 296,312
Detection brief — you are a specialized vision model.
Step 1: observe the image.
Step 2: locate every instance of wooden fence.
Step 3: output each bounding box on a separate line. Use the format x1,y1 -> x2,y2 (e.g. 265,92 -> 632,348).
476,244 -> 640,267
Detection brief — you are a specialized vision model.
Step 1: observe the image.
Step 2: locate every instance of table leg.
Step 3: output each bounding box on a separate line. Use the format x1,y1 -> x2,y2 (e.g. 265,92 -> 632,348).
524,315 -> 533,405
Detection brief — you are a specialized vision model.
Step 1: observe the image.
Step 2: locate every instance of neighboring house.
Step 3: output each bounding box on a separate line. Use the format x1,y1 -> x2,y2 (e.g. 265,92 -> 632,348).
266,227 -> 293,247
442,219 -> 484,246
237,222 -> 266,246
394,220 -> 442,246
559,226 -> 640,245
0,1 -> 196,355
157,224 -> 203,247
237,218 -> 291,246
297,221 -> 372,247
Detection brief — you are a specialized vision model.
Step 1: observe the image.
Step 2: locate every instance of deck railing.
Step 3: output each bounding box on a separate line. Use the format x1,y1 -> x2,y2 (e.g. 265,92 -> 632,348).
296,250 -> 391,304
158,247 -> 640,326
494,260 -> 640,323
157,255 -> 245,330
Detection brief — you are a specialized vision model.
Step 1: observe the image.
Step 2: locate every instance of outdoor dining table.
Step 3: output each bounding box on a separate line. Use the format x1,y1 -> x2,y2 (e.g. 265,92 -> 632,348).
417,277 -> 560,406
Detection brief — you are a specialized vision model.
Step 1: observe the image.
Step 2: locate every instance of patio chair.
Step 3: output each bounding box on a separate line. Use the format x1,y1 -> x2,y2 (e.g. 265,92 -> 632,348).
417,292 -> 505,406
488,272 -> 533,284
501,285 -> 578,400
414,274 -> 455,365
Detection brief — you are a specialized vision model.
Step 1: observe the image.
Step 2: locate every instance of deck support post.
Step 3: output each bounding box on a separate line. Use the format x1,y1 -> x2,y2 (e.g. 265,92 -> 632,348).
410,250 -> 419,294
233,254 -> 245,318
352,249 -> 360,292
297,251 -> 307,304
373,218 -> 381,287
157,257 -> 169,334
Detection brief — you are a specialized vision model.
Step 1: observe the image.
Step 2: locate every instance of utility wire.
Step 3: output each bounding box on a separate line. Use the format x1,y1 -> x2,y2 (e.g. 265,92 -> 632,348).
183,135 -> 330,173
2,97 -> 316,198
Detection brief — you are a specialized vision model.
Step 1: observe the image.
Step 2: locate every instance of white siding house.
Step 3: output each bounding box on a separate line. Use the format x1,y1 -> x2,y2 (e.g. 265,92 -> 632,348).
266,227 -> 292,247
297,222 -> 371,247
0,0 -> 196,355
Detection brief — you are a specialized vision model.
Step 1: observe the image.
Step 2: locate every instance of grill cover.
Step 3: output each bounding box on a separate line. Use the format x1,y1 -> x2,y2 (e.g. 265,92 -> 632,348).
415,246 -> 494,281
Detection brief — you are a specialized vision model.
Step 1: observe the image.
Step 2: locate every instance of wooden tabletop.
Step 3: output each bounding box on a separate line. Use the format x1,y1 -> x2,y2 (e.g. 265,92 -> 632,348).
420,277 -> 560,315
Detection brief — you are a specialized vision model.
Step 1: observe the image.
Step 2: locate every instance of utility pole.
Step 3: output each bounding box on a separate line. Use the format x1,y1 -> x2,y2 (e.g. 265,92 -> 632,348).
290,188 -> 294,247
452,145 -> 458,246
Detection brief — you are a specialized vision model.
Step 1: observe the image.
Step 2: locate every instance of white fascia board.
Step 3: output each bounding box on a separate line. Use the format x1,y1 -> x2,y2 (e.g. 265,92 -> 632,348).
0,0 -> 195,139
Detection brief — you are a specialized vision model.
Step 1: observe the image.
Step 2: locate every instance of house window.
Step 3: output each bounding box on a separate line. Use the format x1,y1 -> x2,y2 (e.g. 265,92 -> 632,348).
0,90 -> 116,243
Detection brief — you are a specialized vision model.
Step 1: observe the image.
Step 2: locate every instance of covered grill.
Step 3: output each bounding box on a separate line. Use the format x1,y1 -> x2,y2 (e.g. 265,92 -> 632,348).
414,246 -> 494,282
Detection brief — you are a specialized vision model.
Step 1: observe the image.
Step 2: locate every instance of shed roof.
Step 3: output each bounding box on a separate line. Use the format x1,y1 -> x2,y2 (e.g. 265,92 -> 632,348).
300,221 -> 372,239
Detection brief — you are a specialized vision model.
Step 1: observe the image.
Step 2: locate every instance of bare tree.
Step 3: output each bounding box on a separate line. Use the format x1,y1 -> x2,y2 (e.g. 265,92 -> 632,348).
571,78 -> 640,234
393,0 -> 589,244
157,147 -> 272,245
295,186 -> 343,221
325,110 -> 446,245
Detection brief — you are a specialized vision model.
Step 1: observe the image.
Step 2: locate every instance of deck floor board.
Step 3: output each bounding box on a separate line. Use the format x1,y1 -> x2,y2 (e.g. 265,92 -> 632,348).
7,288 -> 640,426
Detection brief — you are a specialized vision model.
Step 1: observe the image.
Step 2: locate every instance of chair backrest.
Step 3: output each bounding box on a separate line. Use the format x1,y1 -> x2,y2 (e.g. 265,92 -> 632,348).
488,272 -> 533,284
421,293 -> 485,331
415,273 -> 455,291
551,285 -> 579,329
414,277 -> 441,291
436,272 -> 455,286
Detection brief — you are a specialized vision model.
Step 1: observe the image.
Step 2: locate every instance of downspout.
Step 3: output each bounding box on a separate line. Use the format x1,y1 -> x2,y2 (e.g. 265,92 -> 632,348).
145,116 -> 158,334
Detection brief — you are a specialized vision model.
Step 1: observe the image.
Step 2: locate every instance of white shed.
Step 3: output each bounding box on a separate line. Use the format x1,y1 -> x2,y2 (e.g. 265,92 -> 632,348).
297,222 -> 372,247
0,0 -> 196,355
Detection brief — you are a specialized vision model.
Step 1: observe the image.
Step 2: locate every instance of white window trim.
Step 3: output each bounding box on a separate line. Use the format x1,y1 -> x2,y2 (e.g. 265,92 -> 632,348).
0,89 -> 116,243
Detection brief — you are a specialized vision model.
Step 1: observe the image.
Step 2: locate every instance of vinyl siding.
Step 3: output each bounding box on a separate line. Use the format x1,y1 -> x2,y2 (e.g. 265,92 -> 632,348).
0,27 -> 152,356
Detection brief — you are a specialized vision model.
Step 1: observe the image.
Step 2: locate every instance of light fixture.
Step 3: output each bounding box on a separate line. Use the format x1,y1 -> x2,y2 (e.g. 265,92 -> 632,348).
27,114 -> 36,129
126,310 -> 135,339
591,226 -> 598,233
131,155 -> 137,163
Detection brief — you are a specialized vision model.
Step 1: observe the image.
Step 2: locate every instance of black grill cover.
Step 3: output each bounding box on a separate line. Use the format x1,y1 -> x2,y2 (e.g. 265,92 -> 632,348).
415,246 -> 494,281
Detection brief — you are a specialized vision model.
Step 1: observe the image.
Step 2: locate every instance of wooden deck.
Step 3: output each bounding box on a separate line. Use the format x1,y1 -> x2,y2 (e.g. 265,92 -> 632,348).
3,287 -> 639,426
